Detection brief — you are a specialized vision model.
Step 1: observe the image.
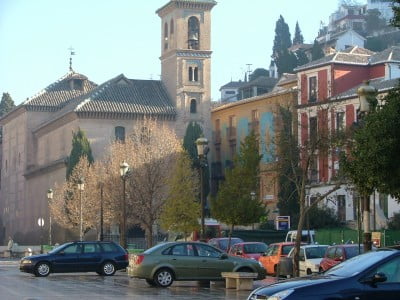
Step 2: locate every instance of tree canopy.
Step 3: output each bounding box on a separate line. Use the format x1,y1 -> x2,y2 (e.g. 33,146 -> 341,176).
66,128 -> 94,179
292,21 -> 304,45
341,86 -> 400,200
159,150 -> 200,239
249,68 -> 269,81
0,92 -> 16,117
311,39 -> 325,61
211,131 -> 265,237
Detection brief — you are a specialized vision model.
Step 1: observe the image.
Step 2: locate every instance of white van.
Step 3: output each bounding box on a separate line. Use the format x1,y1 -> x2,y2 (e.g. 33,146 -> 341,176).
285,230 -> 316,244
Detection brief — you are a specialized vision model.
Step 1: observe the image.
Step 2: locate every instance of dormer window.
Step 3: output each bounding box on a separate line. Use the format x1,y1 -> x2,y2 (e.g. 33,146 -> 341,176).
69,78 -> 84,91
188,16 -> 200,49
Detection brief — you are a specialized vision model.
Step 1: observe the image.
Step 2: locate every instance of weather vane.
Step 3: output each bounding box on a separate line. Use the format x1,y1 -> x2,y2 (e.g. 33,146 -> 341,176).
68,46 -> 76,71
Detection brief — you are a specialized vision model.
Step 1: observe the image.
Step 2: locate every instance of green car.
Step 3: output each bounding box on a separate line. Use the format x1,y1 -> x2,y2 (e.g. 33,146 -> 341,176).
130,241 -> 266,287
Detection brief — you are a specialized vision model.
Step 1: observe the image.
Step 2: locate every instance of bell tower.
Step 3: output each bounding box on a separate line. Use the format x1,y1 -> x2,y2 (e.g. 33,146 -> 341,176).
156,0 -> 216,138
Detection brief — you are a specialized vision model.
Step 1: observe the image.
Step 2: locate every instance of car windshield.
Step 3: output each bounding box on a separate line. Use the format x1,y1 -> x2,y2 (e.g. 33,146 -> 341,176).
326,250 -> 395,277
305,246 -> 328,259
282,245 -> 295,255
244,243 -> 267,254
48,242 -> 72,254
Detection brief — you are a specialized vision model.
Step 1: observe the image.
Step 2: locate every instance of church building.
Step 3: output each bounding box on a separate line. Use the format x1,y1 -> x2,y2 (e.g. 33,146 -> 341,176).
0,0 -> 216,243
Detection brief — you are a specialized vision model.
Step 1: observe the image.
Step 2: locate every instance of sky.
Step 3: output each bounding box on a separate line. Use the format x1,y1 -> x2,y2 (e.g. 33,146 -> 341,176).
0,0 -> 366,105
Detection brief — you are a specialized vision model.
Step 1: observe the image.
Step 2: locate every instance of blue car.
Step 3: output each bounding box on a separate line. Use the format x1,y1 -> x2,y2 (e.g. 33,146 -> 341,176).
19,241 -> 129,277
248,249 -> 400,300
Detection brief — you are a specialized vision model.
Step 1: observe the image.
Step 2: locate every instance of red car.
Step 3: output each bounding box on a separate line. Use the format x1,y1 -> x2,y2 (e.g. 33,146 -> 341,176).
319,244 -> 365,272
228,242 -> 268,261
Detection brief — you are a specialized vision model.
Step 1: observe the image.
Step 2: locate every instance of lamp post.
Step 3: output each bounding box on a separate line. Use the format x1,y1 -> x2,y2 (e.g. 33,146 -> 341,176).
77,177 -> 85,241
356,81 -> 377,252
195,136 -> 209,241
99,182 -> 104,241
305,185 -> 311,244
47,189 -> 53,246
120,161 -> 130,249
38,217 -> 44,254
250,191 -> 256,229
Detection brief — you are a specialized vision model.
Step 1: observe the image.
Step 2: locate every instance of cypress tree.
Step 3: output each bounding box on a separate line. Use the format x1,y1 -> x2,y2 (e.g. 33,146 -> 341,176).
311,39 -> 325,61
0,93 -> 16,117
293,21 -> 304,45
66,128 -> 94,179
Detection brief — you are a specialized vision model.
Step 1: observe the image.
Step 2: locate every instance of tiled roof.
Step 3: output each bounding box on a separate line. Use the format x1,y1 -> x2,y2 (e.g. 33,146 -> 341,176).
240,76 -> 278,89
75,74 -> 176,117
45,74 -> 175,119
333,77 -> 400,100
23,71 -> 97,111
369,46 -> 400,64
220,81 -> 246,90
295,46 -> 373,71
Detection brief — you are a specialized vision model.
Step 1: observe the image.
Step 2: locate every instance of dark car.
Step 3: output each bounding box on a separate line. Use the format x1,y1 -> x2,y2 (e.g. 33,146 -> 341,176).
208,237 -> 244,252
248,249 -> 400,300
319,244 -> 365,272
130,241 -> 266,287
20,241 -> 129,277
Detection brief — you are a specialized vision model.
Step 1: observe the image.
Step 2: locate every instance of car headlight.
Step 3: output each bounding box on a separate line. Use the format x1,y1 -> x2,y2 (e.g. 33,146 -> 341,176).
21,259 -> 32,264
267,289 -> 294,300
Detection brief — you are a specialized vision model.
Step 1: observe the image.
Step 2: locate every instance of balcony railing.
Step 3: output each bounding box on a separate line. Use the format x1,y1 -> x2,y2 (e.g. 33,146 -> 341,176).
226,126 -> 236,140
213,130 -> 221,144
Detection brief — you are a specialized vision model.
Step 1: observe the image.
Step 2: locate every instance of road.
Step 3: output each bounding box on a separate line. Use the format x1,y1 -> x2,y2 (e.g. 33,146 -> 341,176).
0,260 -> 277,300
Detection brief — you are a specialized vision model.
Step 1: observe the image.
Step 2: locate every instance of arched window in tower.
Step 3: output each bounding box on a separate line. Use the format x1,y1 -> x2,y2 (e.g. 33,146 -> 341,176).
188,66 -> 199,82
188,16 -> 200,49
170,19 -> 174,35
164,22 -> 169,50
190,99 -> 197,114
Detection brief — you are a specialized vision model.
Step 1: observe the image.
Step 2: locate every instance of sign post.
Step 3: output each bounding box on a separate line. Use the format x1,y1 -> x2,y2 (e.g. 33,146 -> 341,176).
275,216 -> 290,231
38,218 -> 44,254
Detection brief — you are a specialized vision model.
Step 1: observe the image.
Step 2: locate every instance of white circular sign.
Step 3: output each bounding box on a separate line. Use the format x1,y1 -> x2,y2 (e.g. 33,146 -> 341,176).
37,218 -> 44,227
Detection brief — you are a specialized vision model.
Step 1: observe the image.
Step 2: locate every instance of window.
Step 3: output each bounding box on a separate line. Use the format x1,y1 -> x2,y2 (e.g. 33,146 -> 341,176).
62,244 -> 81,254
188,66 -> 199,82
115,126 -> 125,142
309,117 -> 317,145
195,244 -> 221,258
225,91 -> 235,95
170,19 -> 174,35
101,243 -> 119,253
336,112 -> 345,133
309,76 -> 317,102
73,79 -> 83,90
164,22 -> 168,50
188,16 -> 200,49
83,243 -> 100,254
190,99 -> 197,113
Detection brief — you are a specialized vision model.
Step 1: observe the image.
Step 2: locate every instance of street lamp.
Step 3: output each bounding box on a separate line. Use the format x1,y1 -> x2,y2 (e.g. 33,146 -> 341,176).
77,177 -> 85,241
47,189 -> 53,245
356,81 -> 377,252
38,217 -> 44,254
120,161 -> 130,249
195,136 -> 209,241
305,185 -> 311,244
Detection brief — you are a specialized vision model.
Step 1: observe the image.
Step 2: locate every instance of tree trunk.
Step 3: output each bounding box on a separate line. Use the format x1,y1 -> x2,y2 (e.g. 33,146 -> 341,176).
227,224 -> 234,252
145,224 -> 153,249
293,202 -> 306,277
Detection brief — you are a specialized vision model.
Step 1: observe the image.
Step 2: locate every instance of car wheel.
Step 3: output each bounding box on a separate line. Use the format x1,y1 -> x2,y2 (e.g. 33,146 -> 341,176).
101,261 -> 116,276
154,268 -> 174,287
319,267 -> 323,273
146,279 -> 157,286
307,268 -> 312,275
34,262 -> 51,277
237,267 -> 253,273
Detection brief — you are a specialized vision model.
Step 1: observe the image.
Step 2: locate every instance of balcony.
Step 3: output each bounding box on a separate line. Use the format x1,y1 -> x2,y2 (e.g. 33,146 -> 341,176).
213,130 -> 221,144
248,121 -> 259,133
226,126 -> 236,141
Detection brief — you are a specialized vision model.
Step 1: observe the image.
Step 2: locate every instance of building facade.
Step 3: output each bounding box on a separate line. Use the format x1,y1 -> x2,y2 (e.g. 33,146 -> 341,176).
0,0 -> 216,243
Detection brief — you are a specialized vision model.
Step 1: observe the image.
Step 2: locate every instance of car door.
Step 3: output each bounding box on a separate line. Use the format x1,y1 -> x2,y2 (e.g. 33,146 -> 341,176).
194,243 -> 232,279
165,243 -> 199,280
298,248 -> 306,276
79,243 -> 102,271
359,256 -> 400,300
52,243 -> 82,272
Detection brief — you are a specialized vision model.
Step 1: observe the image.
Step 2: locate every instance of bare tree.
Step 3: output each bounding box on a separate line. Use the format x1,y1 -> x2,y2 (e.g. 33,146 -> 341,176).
50,156 -> 115,239
275,104 -> 346,277
107,119 -> 181,248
